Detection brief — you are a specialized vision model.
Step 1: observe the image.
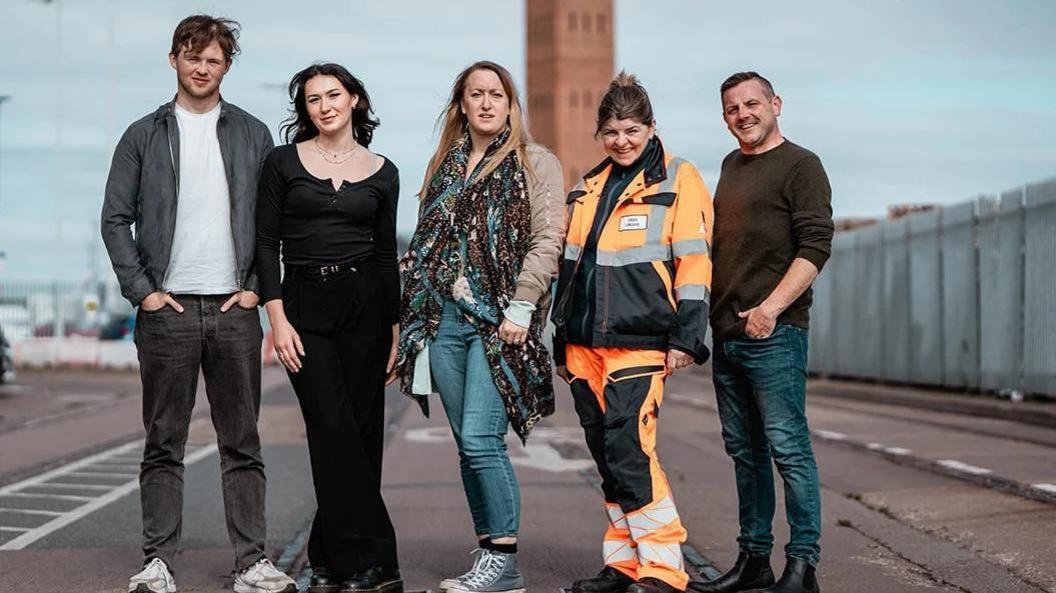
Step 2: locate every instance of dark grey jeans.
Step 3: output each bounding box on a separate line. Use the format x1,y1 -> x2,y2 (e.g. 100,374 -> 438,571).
133,294 -> 266,572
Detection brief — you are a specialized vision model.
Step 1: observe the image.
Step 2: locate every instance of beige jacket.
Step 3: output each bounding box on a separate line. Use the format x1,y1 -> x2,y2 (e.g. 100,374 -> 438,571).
513,144 -> 566,306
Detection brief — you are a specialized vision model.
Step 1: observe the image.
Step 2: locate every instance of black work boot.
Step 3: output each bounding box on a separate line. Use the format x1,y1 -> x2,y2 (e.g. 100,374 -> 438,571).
572,566 -> 635,593
687,552 -> 774,593
627,577 -> 684,593
309,567 -> 341,593
760,558 -> 818,593
340,566 -> 403,593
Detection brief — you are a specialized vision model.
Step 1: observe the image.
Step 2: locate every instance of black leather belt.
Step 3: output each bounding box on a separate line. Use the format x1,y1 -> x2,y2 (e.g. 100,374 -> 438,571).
284,261 -> 364,280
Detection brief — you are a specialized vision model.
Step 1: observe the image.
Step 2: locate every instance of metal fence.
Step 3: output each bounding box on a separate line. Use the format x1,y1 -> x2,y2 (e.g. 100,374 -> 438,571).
0,279 -> 129,342
810,177 -> 1056,398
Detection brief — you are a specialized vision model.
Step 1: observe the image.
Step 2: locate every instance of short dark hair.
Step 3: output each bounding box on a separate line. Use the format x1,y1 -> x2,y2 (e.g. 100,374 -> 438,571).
720,72 -> 775,98
595,71 -> 654,136
170,15 -> 240,62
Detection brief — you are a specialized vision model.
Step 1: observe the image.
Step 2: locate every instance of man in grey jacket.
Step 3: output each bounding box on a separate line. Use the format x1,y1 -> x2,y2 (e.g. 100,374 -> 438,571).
100,15 -> 294,593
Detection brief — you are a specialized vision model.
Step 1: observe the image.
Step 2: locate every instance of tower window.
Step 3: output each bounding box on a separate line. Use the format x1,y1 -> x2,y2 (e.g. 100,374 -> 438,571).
568,12 -> 577,31
597,13 -> 607,34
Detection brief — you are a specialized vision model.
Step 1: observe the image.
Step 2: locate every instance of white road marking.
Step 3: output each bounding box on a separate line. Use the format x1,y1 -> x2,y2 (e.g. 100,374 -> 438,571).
938,460 -> 992,475
0,441 -> 217,550
1032,483 -> 1056,494
0,527 -> 30,533
813,430 -> 847,440
885,447 -> 912,455
65,471 -> 138,479
29,483 -> 114,491
867,442 -> 884,450
0,507 -> 64,517
0,492 -> 94,502
404,426 -> 595,473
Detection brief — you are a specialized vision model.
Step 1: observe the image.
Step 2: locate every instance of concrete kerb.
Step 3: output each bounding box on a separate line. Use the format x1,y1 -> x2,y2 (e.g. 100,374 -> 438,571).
807,379 -> 1056,429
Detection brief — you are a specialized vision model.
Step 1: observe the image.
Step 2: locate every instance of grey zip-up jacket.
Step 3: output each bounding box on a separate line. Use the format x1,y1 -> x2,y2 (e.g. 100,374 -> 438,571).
101,98 -> 274,306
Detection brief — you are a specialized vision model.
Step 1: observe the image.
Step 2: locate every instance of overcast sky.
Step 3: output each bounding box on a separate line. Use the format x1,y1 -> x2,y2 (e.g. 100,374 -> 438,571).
0,0 -> 1054,281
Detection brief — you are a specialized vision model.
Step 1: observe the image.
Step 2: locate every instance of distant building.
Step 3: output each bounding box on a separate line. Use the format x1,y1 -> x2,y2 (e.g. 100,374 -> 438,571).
887,204 -> 937,219
834,217 -> 879,233
526,0 -> 614,191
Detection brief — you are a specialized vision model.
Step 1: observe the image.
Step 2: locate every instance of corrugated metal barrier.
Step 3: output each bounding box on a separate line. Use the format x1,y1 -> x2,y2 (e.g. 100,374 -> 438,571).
809,177 -> 1056,398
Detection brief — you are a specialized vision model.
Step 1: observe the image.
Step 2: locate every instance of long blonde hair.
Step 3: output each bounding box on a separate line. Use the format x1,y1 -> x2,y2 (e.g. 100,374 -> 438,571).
419,61 -> 534,197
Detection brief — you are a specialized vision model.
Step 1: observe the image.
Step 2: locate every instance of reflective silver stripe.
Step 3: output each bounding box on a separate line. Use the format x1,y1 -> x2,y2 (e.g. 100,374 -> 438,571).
564,243 -> 582,261
646,203 -> 667,245
672,238 -> 711,258
644,158 -> 685,247
603,540 -> 636,564
675,284 -> 710,301
625,495 -> 680,540
658,157 -> 685,194
591,160 -> 693,268
596,244 -> 671,267
637,541 -> 686,570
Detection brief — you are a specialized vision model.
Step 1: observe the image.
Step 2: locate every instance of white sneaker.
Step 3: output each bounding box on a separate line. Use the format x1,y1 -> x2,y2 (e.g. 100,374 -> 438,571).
440,548 -> 486,591
128,558 -> 176,593
233,558 -> 297,593
447,549 -> 525,593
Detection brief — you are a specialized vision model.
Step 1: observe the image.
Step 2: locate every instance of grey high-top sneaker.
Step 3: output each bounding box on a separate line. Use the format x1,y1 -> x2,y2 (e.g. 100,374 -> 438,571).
447,549 -> 525,593
440,549 -> 486,591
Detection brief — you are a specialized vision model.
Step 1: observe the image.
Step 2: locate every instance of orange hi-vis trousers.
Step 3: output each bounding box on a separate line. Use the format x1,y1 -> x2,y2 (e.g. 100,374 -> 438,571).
566,344 -> 689,590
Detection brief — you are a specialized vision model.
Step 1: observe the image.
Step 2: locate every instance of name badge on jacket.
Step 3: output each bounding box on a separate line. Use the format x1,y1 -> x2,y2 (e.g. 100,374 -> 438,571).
619,215 -> 648,231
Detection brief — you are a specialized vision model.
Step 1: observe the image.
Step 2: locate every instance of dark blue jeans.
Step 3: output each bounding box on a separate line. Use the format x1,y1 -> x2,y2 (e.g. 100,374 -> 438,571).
712,324 -> 821,566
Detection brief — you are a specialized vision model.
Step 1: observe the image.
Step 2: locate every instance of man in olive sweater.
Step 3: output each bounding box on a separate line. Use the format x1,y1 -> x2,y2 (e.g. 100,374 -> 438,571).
690,73 -> 833,593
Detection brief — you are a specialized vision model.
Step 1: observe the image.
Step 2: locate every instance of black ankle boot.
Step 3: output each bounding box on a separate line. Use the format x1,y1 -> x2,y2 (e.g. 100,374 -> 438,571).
340,566 -> 403,593
572,566 -> 635,593
687,552 -> 774,593
309,567 -> 341,593
760,558 -> 818,593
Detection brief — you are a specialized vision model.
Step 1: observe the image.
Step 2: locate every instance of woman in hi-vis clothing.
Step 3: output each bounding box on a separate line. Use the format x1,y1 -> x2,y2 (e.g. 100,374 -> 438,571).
395,61 -> 565,593
552,73 -> 714,593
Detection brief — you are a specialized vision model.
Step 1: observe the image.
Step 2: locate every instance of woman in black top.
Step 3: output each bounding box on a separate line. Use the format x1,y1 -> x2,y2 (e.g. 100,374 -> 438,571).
256,63 -> 401,593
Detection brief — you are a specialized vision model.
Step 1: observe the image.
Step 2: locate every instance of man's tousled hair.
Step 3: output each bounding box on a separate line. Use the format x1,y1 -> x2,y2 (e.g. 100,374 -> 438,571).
170,15 -> 240,62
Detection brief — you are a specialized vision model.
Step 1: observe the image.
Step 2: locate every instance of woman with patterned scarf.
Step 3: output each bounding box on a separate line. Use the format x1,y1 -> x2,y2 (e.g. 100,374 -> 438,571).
394,61 -> 564,593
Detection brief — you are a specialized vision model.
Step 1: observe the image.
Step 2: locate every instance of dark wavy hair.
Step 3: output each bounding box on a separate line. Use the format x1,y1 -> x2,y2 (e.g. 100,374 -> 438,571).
280,63 -> 380,146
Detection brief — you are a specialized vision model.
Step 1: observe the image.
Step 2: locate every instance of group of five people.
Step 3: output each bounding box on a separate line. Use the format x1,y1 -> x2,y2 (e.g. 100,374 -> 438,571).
102,14 -> 833,593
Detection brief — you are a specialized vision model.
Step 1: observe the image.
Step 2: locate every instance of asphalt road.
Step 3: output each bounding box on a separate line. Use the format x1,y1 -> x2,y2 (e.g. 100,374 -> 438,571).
1,365 -> 1054,593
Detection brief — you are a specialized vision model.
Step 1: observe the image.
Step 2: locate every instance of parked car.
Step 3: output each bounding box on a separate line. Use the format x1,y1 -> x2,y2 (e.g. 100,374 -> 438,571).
98,313 -> 135,341
0,322 -> 15,384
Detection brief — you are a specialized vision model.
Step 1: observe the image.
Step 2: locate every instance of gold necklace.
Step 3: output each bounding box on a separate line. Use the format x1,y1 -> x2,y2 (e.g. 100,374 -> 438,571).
313,137 -> 360,164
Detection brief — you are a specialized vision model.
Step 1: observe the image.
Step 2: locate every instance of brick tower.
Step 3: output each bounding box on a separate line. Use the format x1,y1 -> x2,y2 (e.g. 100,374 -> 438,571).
526,0 -> 615,191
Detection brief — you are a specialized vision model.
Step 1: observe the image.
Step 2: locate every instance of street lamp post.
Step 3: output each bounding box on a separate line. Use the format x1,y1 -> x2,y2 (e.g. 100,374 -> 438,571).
0,95 -> 9,214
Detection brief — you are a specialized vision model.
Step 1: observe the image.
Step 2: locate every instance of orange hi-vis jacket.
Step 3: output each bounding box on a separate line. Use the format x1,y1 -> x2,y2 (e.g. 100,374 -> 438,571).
552,142 -> 715,364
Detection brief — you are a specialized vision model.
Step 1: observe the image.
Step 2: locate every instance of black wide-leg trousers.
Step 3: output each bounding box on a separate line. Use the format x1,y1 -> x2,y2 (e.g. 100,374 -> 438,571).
282,264 -> 398,577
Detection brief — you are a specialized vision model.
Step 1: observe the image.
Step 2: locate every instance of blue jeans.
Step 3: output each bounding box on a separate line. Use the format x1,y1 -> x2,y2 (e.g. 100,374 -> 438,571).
430,300 -> 520,538
712,324 -> 821,566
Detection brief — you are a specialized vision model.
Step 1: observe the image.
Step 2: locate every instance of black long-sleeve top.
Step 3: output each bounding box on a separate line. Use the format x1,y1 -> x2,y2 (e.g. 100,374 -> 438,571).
255,144 -> 400,323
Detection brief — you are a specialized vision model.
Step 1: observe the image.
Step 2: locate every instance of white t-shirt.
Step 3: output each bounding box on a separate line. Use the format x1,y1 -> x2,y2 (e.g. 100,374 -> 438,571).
164,102 -> 239,294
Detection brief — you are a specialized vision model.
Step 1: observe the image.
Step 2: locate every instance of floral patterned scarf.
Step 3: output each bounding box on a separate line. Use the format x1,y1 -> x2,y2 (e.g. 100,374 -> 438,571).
396,130 -> 555,442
